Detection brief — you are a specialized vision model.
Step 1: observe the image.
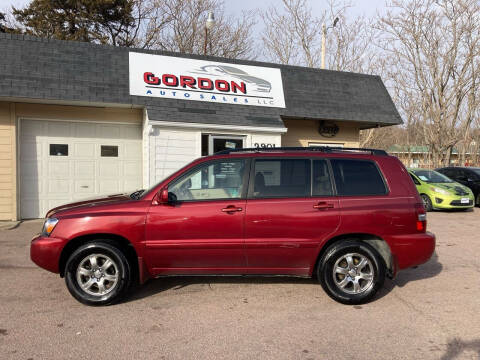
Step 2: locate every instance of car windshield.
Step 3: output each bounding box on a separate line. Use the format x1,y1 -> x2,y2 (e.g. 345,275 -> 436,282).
412,170 -> 453,183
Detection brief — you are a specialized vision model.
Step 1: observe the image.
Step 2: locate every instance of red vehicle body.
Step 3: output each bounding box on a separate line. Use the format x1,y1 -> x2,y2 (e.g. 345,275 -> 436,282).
31,148 -> 435,305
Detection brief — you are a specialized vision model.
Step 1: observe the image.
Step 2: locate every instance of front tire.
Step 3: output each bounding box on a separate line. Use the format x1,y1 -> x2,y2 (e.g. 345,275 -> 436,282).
65,242 -> 132,306
317,240 -> 386,305
421,194 -> 433,211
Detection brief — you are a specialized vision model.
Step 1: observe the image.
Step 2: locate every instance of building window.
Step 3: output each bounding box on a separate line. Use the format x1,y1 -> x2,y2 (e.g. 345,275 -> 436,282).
201,134 -> 245,156
201,134 -> 209,156
101,145 -> 119,157
49,144 -> 68,156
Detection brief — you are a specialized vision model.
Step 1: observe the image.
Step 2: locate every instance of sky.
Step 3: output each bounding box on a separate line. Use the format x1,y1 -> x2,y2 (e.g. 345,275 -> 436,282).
226,0 -> 387,18
224,0 -> 388,41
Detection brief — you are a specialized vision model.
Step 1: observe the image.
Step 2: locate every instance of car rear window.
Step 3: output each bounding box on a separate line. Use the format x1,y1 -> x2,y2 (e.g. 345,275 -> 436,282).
331,159 -> 387,196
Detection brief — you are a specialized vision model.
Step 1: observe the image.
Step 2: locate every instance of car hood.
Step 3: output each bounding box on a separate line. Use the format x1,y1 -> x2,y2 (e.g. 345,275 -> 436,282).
429,183 -> 471,194
46,193 -> 132,218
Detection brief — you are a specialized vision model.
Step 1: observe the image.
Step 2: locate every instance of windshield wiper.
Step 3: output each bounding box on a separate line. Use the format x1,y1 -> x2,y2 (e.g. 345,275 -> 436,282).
130,189 -> 145,200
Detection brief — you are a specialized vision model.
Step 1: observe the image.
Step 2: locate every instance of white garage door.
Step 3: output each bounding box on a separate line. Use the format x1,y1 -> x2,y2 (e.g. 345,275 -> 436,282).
20,119 -> 143,219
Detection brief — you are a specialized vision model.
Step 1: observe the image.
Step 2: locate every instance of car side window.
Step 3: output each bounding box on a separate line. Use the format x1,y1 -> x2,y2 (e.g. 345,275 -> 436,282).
331,159 -> 387,196
169,159 -> 246,201
312,160 -> 333,196
466,170 -> 478,180
251,159 -> 311,198
439,169 -> 453,178
409,173 -> 420,185
455,169 -> 467,180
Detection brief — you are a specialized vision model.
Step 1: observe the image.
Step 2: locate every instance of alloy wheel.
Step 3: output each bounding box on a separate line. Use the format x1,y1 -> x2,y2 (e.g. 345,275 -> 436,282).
422,196 -> 428,208
332,253 -> 374,294
76,254 -> 119,296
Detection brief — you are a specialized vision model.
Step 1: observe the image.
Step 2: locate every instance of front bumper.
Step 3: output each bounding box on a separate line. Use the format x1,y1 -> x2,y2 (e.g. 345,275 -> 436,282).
387,231 -> 436,271
431,193 -> 474,209
30,235 -> 66,273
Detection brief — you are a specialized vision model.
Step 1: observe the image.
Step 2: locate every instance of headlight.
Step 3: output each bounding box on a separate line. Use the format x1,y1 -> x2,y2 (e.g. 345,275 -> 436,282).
42,218 -> 59,236
430,187 -> 450,195
430,187 -> 449,195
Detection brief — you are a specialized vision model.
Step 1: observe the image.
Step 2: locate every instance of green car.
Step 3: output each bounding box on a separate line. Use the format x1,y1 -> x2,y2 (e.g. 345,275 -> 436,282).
408,168 -> 474,211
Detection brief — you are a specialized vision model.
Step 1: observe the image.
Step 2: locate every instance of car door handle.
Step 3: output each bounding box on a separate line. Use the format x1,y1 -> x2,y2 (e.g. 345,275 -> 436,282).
221,206 -> 243,213
313,202 -> 334,210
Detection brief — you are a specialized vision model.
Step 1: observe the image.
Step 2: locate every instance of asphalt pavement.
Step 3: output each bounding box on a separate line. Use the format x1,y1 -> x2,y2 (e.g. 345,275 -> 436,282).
0,211 -> 479,359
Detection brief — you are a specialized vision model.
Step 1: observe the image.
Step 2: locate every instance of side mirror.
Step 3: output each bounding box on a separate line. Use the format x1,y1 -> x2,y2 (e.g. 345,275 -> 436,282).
160,188 -> 169,203
152,188 -> 169,205
153,188 -> 179,206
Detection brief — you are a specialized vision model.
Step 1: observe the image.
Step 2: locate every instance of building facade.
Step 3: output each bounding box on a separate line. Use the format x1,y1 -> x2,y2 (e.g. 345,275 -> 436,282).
389,145 -> 480,169
0,33 -> 402,220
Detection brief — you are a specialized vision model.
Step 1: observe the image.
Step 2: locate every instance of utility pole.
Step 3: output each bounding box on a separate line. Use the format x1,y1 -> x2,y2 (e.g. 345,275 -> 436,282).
321,22 -> 326,69
321,17 -> 339,70
204,27 -> 208,55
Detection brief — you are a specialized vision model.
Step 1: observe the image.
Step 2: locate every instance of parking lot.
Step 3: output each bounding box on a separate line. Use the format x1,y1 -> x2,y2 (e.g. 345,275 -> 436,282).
0,211 -> 479,360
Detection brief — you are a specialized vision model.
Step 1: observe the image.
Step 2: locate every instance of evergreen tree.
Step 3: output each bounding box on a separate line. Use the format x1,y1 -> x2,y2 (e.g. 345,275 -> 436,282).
12,0 -> 135,46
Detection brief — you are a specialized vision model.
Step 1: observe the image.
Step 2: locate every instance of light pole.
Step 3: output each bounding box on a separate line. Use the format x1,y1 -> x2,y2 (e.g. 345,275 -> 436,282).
321,17 -> 339,69
204,12 -> 215,56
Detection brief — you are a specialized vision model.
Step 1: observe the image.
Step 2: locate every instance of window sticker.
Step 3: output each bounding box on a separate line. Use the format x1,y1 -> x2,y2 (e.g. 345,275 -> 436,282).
418,175 -> 428,181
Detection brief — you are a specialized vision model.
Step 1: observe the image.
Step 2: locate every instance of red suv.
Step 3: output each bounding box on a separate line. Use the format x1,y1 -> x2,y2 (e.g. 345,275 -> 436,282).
31,147 -> 435,306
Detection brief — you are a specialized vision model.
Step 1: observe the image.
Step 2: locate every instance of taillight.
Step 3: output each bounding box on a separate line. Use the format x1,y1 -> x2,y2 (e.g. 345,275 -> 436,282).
415,203 -> 427,232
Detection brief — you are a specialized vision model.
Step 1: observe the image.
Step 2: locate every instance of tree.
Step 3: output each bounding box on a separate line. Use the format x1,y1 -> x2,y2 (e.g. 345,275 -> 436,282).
261,0 -> 396,149
142,0 -> 256,59
11,0 -> 136,46
260,0 -> 321,67
376,0 -> 480,167
260,0 -> 377,73
7,0 -> 256,58
0,11 -> 19,33
0,12 -> 7,33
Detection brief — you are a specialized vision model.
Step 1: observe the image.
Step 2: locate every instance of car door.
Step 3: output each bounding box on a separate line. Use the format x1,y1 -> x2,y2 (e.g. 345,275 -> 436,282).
244,158 -> 340,276
145,158 -> 250,276
452,169 -> 470,186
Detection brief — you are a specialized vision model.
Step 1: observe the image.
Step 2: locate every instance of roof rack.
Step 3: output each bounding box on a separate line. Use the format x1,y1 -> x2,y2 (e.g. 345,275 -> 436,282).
214,146 -> 388,156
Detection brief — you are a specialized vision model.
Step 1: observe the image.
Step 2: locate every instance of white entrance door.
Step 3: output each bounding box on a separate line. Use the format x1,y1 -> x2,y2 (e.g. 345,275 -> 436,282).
20,119 -> 143,219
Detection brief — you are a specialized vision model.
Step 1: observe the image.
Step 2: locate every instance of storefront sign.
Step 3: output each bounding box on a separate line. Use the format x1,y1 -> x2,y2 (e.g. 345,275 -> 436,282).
319,121 -> 339,138
129,52 -> 285,108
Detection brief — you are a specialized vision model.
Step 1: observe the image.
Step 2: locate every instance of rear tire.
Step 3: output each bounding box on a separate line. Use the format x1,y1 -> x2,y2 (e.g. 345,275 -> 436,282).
421,194 -> 433,212
65,241 -> 132,306
317,240 -> 386,305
